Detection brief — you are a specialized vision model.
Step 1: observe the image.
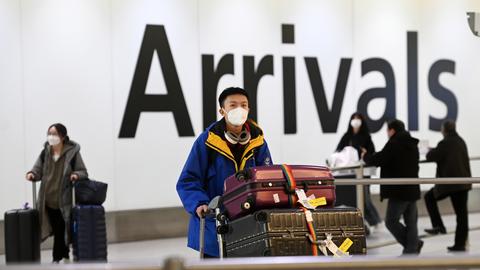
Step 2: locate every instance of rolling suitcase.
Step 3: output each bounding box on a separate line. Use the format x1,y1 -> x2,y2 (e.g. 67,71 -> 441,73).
4,182 -> 41,264
225,207 -> 367,257
72,205 -> 107,261
71,183 -> 108,262
223,165 -> 335,220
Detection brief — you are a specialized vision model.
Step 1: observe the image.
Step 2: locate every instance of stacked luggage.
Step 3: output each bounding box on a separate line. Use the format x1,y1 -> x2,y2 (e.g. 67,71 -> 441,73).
72,179 -> 108,262
214,165 -> 367,257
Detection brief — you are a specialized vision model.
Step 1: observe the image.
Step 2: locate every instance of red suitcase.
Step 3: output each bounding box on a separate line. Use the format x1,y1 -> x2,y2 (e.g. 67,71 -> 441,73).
223,165 -> 335,220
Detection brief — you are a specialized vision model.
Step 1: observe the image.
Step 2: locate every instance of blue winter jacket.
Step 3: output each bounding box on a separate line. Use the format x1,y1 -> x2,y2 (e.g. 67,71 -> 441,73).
176,118 -> 272,257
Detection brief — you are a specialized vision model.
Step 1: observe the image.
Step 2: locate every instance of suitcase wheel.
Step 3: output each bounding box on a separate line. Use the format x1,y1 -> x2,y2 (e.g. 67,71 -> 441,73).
241,196 -> 255,211
242,201 -> 251,210
254,211 -> 268,223
217,224 -> 229,234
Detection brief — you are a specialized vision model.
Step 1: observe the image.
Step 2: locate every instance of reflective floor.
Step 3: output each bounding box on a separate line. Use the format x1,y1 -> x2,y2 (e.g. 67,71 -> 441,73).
1,213 -> 479,265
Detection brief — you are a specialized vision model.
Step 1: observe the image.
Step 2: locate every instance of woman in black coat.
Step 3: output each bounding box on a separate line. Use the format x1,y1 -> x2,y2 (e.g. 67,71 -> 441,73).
336,112 -> 382,227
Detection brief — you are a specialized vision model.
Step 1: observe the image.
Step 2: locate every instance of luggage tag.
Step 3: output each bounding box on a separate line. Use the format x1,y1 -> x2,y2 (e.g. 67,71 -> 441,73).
308,197 -> 327,208
318,240 -> 329,256
324,234 -> 350,258
304,209 -> 314,222
339,238 -> 353,254
273,193 -> 280,203
295,189 -> 316,209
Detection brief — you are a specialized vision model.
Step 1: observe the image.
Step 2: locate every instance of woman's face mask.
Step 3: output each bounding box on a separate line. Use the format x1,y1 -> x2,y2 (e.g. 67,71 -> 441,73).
47,135 -> 61,146
350,119 -> 362,129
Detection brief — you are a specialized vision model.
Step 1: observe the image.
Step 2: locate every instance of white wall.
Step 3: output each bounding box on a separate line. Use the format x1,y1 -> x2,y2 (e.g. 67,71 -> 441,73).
1,0 -> 479,216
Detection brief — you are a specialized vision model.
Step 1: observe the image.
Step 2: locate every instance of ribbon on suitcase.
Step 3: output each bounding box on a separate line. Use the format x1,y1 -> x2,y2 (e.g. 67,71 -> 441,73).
280,164 -> 349,257
280,164 -> 318,256
302,207 -> 319,256
280,164 -> 297,207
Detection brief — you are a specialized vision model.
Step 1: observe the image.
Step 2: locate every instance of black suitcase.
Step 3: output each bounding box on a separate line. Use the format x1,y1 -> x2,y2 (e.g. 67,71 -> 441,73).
225,207 -> 367,257
72,205 -> 107,261
4,182 -> 41,264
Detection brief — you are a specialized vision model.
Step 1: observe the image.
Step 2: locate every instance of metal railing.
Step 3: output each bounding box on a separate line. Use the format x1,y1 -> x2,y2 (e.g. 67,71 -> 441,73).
6,255 -> 480,270
328,156 -> 480,214
172,255 -> 480,270
335,177 -> 480,186
330,156 -> 480,172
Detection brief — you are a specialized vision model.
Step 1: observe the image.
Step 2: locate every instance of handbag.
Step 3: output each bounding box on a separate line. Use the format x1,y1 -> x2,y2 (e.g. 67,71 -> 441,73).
74,179 -> 108,205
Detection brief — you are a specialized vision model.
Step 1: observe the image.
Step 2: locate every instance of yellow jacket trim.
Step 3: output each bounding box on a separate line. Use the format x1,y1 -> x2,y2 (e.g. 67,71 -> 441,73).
205,131 -> 265,172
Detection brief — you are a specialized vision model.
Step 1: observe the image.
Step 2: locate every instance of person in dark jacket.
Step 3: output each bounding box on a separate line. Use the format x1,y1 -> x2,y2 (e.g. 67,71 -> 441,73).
364,119 -> 422,254
336,112 -> 382,228
26,123 -> 88,263
424,120 -> 472,252
177,87 -> 272,258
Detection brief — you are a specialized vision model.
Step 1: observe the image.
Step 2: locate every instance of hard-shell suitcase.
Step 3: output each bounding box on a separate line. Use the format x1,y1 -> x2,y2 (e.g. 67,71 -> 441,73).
225,207 -> 367,257
72,205 -> 107,261
4,182 -> 41,264
223,165 -> 335,220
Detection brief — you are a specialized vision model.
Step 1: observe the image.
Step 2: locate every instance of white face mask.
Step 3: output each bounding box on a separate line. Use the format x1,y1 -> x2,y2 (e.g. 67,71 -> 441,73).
47,135 -> 61,146
350,119 -> 362,129
225,107 -> 248,127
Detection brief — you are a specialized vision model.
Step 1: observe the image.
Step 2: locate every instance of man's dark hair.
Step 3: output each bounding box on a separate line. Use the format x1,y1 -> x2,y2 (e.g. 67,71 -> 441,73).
442,120 -> 456,135
218,87 -> 249,108
387,119 -> 406,133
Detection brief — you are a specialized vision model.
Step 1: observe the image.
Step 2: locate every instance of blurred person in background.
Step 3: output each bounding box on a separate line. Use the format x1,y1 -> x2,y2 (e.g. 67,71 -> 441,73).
336,112 -> 382,231
424,120 -> 471,252
364,119 -> 422,255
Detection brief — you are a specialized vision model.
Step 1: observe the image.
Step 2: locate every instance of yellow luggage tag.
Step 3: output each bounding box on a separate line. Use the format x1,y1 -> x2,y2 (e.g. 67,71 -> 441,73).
339,238 -> 353,253
308,197 -> 327,208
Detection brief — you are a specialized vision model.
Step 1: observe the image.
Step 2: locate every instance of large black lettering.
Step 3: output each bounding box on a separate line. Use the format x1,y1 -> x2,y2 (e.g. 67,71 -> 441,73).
357,58 -> 396,132
428,60 -> 457,131
202,54 -> 234,129
243,55 -> 274,122
305,58 -> 352,133
281,24 -> 297,134
119,25 -> 194,138
283,57 -> 296,134
407,31 -> 419,130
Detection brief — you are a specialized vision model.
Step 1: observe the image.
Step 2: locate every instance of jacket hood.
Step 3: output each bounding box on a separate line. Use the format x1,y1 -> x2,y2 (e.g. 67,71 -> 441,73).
43,140 -> 81,154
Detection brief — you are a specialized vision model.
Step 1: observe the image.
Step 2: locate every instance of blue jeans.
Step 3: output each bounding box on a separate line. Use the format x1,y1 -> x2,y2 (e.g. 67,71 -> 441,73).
385,198 -> 419,254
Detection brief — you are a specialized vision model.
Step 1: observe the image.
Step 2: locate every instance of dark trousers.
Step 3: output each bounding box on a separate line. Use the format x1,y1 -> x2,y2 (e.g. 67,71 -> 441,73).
385,198 -> 419,254
364,185 -> 382,226
46,207 -> 69,261
424,189 -> 469,247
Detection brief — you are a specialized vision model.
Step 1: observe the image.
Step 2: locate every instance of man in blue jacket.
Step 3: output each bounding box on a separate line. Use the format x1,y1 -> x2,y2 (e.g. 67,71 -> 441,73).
177,87 -> 272,258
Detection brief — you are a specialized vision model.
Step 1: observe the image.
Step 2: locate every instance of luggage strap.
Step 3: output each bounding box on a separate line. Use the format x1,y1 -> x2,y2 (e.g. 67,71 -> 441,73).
280,164 -> 318,256
307,233 -> 350,257
302,208 -> 319,256
280,164 -> 297,207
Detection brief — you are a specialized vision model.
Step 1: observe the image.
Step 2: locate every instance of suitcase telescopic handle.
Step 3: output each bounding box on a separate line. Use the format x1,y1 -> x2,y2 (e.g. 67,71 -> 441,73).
72,182 -> 76,206
32,181 -> 37,209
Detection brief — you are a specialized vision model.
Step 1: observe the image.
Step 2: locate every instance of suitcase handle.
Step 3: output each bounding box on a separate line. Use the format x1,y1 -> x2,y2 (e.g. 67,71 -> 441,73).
32,181 -> 37,209
283,181 -> 309,194
235,169 -> 251,181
